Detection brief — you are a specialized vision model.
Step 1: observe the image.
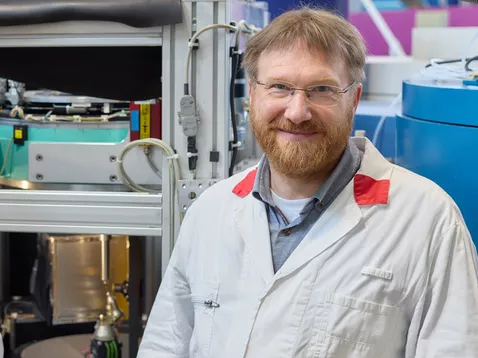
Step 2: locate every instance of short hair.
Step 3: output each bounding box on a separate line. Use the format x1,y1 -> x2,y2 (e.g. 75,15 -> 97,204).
242,7 -> 367,84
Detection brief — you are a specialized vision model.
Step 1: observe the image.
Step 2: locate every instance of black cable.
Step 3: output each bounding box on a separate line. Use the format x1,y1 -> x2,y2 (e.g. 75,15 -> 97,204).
465,55 -> 478,72
228,46 -> 240,177
425,56 -> 478,71
188,136 -> 198,171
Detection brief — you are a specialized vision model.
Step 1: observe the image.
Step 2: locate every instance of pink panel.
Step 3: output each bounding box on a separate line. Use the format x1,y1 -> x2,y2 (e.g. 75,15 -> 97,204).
351,5 -> 478,56
449,5 -> 478,26
350,9 -> 417,55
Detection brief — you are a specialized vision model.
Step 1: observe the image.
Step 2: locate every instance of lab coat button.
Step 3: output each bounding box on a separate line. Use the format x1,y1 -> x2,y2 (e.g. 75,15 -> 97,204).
282,229 -> 291,236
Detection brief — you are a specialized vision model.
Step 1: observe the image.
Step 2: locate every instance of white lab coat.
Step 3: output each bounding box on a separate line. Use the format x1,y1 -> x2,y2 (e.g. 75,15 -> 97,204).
138,137 -> 478,358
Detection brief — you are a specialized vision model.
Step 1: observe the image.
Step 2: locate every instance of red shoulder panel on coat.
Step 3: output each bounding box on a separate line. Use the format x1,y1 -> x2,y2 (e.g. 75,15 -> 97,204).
232,168 -> 258,198
354,174 -> 390,205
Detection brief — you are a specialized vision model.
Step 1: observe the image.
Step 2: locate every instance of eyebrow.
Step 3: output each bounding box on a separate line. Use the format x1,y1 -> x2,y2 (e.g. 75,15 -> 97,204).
265,76 -> 341,87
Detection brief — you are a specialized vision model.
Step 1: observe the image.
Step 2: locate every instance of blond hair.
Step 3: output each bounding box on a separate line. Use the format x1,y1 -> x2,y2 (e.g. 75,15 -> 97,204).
242,7 -> 367,84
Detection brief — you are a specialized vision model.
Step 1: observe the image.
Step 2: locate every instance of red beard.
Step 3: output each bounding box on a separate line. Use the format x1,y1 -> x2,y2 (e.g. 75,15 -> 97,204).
250,105 -> 354,178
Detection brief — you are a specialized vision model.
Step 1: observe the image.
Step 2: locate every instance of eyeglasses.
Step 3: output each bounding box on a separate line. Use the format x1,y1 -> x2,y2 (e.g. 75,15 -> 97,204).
254,80 -> 355,107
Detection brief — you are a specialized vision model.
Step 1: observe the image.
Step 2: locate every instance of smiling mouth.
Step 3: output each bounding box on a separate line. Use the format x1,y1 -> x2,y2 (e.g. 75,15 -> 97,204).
278,129 -> 318,135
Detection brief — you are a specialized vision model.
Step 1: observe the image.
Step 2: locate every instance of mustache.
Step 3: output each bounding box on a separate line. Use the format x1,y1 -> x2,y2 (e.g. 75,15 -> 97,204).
267,118 -> 327,134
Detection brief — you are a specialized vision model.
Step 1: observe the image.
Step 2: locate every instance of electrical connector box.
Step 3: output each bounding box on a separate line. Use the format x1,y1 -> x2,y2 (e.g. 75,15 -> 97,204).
13,125 -> 28,145
178,95 -> 199,137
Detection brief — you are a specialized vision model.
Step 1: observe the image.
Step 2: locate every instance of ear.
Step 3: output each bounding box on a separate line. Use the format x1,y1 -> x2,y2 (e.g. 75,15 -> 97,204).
248,79 -> 254,106
352,83 -> 363,112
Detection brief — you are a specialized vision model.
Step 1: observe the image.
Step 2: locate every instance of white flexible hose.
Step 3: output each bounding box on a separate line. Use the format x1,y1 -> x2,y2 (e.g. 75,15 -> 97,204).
372,93 -> 402,147
116,138 -> 181,254
184,21 -> 261,92
418,30 -> 478,81
419,58 -> 471,81
185,24 -> 237,91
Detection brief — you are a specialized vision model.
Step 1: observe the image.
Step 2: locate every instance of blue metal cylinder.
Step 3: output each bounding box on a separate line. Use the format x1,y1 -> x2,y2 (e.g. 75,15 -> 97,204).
396,80 -> 478,244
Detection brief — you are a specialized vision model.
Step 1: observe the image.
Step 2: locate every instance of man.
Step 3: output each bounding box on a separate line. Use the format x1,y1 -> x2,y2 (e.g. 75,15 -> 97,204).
138,7 -> 478,358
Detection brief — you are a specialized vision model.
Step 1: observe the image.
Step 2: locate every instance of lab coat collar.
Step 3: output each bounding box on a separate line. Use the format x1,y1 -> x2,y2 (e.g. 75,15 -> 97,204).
352,136 -> 393,205
233,137 -> 393,206
231,137 -> 394,283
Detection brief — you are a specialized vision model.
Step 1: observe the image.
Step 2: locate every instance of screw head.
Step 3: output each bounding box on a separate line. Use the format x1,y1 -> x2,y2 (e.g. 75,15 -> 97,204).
109,175 -> 117,182
36,154 -> 43,161
109,156 -> 117,162
36,174 -> 43,180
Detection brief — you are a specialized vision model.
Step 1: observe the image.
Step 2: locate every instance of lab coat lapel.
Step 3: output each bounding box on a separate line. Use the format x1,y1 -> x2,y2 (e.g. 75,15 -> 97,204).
277,137 -> 394,278
229,137 -> 393,282
278,183 -> 363,277
232,194 -> 275,284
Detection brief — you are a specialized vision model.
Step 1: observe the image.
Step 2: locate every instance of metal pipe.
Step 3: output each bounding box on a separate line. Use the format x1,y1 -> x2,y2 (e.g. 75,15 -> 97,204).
100,234 -> 109,284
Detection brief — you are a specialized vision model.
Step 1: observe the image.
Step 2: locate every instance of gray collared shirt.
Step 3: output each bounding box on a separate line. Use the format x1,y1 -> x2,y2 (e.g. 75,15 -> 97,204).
252,138 -> 362,272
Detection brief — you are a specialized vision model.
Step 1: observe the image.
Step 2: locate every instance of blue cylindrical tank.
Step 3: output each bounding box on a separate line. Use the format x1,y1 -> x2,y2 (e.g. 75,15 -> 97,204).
267,0 -> 348,20
396,79 -> 478,244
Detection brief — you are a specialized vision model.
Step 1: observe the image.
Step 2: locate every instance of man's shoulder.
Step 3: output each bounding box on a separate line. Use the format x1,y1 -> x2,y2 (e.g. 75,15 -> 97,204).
391,164 -> 448,197
189,165 -> 257,210
390,164 -> 462,222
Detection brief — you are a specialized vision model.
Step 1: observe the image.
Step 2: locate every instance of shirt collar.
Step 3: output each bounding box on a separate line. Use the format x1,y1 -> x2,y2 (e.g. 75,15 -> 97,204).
252,138 -> 362,207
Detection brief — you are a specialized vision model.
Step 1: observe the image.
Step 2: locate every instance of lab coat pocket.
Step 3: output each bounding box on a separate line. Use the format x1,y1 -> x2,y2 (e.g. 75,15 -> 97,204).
190,283 -> 220,358
324,292 -> 399,355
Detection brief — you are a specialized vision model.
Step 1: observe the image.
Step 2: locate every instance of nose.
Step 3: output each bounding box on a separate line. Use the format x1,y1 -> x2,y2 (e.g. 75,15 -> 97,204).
283,91 -> 312,124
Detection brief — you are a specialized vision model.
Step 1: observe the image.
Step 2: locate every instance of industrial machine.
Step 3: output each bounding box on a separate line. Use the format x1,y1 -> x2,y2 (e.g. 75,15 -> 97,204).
396,76 -> 478,242
354,14 -> 478,244
0,1 -> 269,357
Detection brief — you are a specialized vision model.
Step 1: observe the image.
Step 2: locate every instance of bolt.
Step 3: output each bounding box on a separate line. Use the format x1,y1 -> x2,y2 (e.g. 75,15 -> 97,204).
36,174 -> 43,180
183,205 -> 188,211
36,154 -> 43,161
182,184 -> 187,189
110,175 -> 117,182
198,184 -> 203,189
109,156 -> 117,162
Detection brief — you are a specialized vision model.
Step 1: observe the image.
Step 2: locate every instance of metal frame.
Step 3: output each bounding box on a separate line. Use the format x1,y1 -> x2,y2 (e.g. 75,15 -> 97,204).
161,0 -> 253,276
0,189 -> 162,235
0,14 -> 165,358
161,0 -> 268,276
0,21 -> 162,47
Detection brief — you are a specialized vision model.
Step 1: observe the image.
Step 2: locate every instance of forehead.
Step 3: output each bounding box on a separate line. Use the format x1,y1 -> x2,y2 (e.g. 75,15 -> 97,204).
257,44 -> 348,86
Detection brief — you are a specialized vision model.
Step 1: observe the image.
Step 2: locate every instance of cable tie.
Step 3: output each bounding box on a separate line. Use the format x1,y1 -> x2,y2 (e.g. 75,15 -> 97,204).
167,154 -> 179,160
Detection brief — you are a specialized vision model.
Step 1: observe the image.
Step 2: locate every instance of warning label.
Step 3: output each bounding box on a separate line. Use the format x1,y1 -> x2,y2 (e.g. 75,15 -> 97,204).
140,104 -> 151,139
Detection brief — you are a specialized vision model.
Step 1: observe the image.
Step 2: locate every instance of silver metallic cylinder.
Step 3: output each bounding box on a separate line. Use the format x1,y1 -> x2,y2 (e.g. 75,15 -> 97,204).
100,235 -> 109,283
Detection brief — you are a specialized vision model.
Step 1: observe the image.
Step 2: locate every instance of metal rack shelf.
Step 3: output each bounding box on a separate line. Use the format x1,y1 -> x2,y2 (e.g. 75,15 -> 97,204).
0,189 -> 162,235
0,21 -> 162,47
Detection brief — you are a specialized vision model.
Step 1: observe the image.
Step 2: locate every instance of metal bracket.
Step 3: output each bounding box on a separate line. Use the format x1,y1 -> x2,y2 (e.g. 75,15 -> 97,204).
178,179 -> 218,213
